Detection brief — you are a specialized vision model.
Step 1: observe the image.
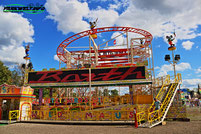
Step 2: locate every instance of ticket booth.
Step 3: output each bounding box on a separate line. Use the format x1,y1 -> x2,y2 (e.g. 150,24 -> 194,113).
0,84 -> 35,120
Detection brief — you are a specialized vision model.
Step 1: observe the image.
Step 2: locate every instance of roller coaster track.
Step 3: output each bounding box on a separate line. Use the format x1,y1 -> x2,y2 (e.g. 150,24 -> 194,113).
57,27 -> 153,63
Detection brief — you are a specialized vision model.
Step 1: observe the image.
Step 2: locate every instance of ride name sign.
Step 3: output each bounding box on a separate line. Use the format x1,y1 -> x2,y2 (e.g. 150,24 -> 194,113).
28,66 -> 147,87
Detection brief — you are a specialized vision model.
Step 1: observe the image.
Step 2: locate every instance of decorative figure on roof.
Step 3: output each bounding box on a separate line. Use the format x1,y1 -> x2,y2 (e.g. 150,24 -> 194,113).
89,18 -> 98,39
24,44 -> 30,59
166,32 -> 176,51
89,18 -> 98,30
166,32 -> 176,47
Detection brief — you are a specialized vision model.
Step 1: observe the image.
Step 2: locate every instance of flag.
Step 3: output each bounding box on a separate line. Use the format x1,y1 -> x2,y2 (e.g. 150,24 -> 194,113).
114,39 -> 116,45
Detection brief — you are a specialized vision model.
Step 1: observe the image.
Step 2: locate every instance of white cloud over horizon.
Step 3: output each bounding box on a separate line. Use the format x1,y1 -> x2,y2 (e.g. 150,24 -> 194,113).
0,7 -> 34,65
157,62 -> 191,77
181,79 -> 201,90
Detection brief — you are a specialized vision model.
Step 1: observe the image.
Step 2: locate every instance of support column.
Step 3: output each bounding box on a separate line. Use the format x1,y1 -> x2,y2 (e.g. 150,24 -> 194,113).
49,88 -> 53,98
129,85 -> 134,105
10,99 -> 15,111
0,99 -> 2,120
39,89 -> 43,106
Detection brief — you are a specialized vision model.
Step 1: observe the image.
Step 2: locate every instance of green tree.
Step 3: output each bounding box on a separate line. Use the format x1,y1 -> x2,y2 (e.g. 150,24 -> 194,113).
33,88 -> 50,99
110,89 -> 119,96
0,61 -> 12,85
103,89 -> 109,96
11,65 -> 24,86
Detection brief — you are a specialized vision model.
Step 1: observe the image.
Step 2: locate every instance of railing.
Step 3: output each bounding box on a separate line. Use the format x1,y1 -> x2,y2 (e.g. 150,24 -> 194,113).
137,111 -> 147,124
9,110 -> 20,123
8,74 -> 182,126
148,75 -> 170,113
174,73 -> 182,83
147,73 -> 182,125
155,75 -> 166,87
147,83 -> 175,124
16,109 -> 140,121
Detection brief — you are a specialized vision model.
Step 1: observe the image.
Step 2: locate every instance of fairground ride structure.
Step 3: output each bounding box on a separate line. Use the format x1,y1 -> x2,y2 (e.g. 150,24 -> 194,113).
16,26 -> 182,128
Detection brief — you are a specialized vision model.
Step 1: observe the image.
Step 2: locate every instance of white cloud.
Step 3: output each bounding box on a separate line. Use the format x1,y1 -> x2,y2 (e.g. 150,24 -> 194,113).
0,7 -> 34,65
109,4 -> 119,10
45,0 -> 119,34
157,62 -> 191,77
54,55 -> 59,61
0,46 -> 25,64
176,62 -> 192,71
182,41 -> 194,50
196,67 -> 201,74
116,0 -> 201,40
155,66 -> 160,70
111,32 -> 125,45
181,79 -> 201,90
87,8 -> 119,27
45,0 -> 90,34
45,0 -> 201,41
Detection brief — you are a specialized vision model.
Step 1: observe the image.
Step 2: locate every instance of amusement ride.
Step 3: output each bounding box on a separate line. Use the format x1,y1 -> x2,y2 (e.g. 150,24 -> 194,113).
0,20 -> 185,128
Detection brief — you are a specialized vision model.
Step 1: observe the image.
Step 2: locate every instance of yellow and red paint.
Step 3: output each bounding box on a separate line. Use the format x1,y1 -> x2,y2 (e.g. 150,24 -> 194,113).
0,84 -> 35,120
0,84 -> 35,99
31,106 -> 147,121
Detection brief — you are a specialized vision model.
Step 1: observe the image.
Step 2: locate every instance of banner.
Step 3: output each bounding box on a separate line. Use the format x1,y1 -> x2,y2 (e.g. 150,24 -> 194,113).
28,66 -> 147,87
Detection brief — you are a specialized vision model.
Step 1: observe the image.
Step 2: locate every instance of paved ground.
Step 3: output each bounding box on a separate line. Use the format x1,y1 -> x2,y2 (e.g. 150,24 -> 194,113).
0,121 -> 201,134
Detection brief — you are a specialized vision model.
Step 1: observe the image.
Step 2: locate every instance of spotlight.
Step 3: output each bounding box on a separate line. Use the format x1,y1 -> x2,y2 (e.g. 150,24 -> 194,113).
165,55 -> 170,61
175,55 -> 180,61
28,62 -> 33,70
21,64 -> 25,69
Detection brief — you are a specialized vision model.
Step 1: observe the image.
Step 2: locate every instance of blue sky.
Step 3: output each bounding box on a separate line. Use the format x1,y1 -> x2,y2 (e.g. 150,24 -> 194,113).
0,0 -> 201,90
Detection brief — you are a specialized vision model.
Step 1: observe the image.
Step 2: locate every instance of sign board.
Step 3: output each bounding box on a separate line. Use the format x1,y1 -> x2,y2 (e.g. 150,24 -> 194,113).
0,84 -> 20,94
28,66 -> 149,87
21,86 -> 34,95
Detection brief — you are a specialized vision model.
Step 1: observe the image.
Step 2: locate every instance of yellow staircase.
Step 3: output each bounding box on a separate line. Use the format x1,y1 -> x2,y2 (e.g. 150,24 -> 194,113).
138,73 -> 182,128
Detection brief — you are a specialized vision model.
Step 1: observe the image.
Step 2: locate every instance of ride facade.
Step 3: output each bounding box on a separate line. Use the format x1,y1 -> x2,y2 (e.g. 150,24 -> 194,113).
8,26 -> 184,128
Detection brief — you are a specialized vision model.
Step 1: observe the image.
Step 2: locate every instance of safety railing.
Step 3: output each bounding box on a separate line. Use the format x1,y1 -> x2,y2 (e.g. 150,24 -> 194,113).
174,73 -> 182,83
135,74 -> 171,125
148,110 -> 160,124
30,109 -> 139,121
148,75 -> 170,113
9,105 -> 150,123
143,73 -> 181,126
147,73 -> 181,125
147,84 -> 176,124
155,75 -> 167,87
137,111 -> 147,124
159,83 -> 178,118
9,110 -> 20,123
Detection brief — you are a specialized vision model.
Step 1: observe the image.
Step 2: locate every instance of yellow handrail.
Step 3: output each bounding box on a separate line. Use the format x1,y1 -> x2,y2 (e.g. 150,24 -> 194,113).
148,75 -> 170,113
9,110 -> 20,123
147,73 -> 182,125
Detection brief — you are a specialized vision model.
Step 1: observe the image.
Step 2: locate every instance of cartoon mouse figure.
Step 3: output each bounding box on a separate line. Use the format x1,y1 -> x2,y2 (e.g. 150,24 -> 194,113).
166,33 -> 176,47
25,44 -> 30,57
